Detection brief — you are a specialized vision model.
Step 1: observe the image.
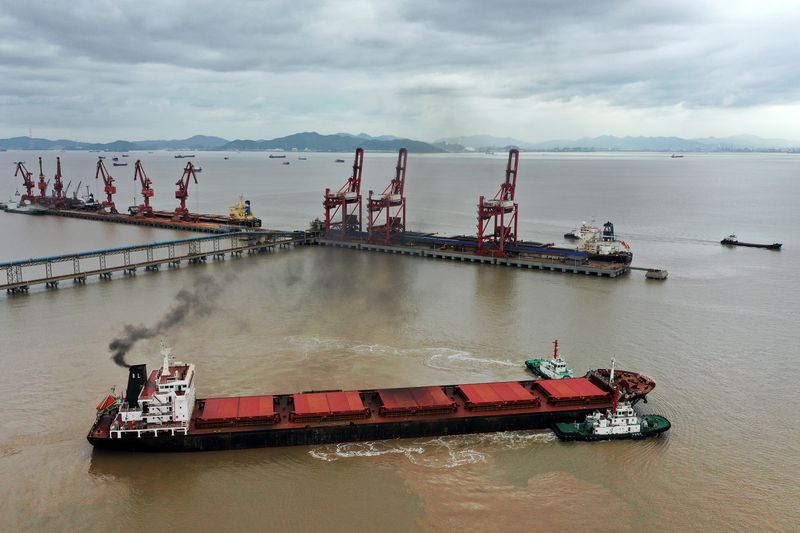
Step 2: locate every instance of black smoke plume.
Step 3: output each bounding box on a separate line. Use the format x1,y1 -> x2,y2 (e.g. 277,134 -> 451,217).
109,275 -> 222,367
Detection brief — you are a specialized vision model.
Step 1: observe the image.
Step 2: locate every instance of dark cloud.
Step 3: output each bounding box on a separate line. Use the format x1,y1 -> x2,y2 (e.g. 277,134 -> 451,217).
0,1 -> 798,139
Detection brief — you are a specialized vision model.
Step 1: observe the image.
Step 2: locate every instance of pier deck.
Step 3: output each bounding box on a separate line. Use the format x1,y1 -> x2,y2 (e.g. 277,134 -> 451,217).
317,239 -> 629,277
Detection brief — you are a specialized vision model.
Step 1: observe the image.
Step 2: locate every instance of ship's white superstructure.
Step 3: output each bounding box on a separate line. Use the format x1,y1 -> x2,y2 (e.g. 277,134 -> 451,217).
109,344 -> 196,438
575,221 -> 631,258
585,402 -> 642,435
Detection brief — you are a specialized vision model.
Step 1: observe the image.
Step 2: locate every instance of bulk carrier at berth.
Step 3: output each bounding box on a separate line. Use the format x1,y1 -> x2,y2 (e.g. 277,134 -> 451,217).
88,345 -> 656,452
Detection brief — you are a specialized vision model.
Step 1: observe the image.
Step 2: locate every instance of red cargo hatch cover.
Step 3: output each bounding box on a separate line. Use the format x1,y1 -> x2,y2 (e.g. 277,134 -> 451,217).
458,381 -> 538,408
237,396 -> 276,421
378,386 -> 455,413
536,378 -> 608,401
292,391 -> 367,418
199,397 -> 239,421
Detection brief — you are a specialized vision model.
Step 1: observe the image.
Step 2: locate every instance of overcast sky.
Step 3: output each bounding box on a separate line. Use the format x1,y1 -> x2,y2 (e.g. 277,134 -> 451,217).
1,0 -> 799,142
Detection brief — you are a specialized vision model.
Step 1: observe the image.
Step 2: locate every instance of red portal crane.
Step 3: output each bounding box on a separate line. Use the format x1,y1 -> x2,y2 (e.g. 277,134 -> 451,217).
477,149 -> 520,256
52,157 -> 65,205
174,161 -> 198,218
95,158 -> 118,213
37,157 -> 48,201
133,160 -> 154,216
14,161 -> 35,202
323,148 -> 364,235
367,148 -> 408,244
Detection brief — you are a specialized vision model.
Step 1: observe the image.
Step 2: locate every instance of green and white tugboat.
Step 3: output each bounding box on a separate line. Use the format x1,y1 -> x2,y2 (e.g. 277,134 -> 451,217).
525,340 -> 573,379
552,360 -> 671,442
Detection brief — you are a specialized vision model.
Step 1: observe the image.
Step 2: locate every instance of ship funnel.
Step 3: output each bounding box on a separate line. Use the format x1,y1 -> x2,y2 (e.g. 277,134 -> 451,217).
125,364 -> 147,408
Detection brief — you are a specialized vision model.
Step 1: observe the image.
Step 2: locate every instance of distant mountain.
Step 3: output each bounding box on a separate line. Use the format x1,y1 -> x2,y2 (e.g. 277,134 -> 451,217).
434,135 -> 528,150
435,134 -> 799,152
335,132 -> 403,141
0,135 -> 229,151
221,132 -> 444,153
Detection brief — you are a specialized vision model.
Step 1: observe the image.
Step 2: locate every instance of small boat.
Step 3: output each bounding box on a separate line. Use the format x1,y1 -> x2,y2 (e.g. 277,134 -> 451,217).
175,154 -> 195,159
194,167 -> 203,172
98,156 -> 106,160
525,340 -> 573,379
269,154 -> 286,159
112,157 -> 119,161
298,157 -> 307,160
670,154 -> 684,158
282,161 -> 290,165
121,154 -> 129,157
113,162 -> 128,167
335,159 -> 346,163
721,234 -> 782,250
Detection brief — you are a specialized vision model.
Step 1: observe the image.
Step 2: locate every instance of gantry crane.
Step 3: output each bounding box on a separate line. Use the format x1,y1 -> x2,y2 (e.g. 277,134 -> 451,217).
174,161 -> 198,218
14,161 -> 35,202
477,149 -> 520,256
37,157 -> 48,201
52,157 -> 64,205
323,148 -> 364,235
133,160 -> 154,216
367,148 -> 408,244
95,158 -> 118,213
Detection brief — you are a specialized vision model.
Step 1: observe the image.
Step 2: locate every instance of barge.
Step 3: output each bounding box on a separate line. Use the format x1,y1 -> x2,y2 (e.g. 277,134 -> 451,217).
721,234 -> 781,250
87,345 -> 656,452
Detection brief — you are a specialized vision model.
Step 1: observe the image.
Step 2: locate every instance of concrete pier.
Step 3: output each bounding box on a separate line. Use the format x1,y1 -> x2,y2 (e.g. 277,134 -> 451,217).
317,239 -> 629,278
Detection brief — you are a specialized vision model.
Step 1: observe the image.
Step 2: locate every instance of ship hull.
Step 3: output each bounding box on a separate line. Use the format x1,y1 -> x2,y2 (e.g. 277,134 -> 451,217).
587,252 -> 633,265
551,415 -> 671,442
721,239 -> 781,250
88,409 -> 590,453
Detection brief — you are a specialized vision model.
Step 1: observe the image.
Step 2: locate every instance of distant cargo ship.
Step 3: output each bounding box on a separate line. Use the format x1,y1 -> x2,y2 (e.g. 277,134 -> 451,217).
721,234 -> 781,250
87,345 -> 656,452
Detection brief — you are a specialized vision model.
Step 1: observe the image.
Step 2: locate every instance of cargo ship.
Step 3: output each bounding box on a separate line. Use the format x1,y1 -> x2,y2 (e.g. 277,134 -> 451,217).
87,345 -> 656,452
720,234 -> 782,250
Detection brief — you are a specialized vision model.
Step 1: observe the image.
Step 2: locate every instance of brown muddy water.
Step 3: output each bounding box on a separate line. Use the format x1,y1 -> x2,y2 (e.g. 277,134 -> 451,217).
0,151 -> 798,531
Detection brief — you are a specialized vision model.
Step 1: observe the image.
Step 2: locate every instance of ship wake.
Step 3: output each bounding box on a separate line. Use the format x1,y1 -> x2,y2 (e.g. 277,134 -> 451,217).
309,431 -> 556,468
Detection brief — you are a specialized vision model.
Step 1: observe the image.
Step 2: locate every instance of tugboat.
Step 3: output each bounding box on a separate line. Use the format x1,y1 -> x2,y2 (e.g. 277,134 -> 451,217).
525,340 -> 574,379
720,234 -> 782,250
552,360 -> 670,441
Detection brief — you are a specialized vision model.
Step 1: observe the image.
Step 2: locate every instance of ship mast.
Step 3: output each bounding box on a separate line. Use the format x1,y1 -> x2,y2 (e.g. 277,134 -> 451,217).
161,341 -> 172,377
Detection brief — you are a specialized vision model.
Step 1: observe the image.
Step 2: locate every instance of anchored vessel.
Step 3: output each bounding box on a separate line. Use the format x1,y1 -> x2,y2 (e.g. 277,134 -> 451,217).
576,221 -> 633,264
88,346 -> 656,452
525,340 -> 573,379
721,234 -> 782,250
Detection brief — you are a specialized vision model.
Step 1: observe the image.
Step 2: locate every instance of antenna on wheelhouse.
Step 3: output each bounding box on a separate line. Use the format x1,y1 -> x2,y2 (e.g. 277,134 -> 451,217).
161,340 -> 172,377
609,357 -> 615,388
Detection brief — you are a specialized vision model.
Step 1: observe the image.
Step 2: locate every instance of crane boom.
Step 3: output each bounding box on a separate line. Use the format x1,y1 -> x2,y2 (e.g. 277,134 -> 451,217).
477,149 -> 520,256
95,158 -> 118,213
37,157 -> 48,200
53,157 -> 64,204
174,161 -> 198,217
133,160 -> 155,215
14,161 -> 35,201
